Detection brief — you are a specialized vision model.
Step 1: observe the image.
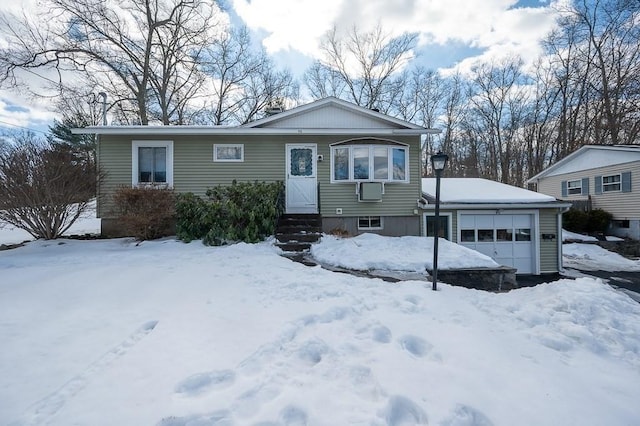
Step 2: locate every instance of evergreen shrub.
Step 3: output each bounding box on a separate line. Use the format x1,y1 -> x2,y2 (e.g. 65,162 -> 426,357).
175,180 -> 285,245
563,207 -> 612,235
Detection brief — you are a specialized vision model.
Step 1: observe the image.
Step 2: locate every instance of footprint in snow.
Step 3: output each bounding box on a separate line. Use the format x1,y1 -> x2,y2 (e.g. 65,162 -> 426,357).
372,325 -> 392,343
297,339 -> 330,366
398,335 -> 433,358
280,405 -> 309,426
157,409 -> 232,426
380,395 -> 428,425
440,404 -> 494,426
232,384 -> 282,418
174,370 -> 236,396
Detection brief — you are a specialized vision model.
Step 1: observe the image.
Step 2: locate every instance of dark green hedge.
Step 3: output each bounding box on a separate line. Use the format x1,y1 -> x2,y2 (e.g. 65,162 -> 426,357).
563,208 -> 612,234
176,180 -> 285,245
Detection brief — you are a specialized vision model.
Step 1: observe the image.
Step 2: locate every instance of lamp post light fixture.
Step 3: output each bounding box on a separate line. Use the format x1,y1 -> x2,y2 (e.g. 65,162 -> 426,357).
430,151 -> 449,291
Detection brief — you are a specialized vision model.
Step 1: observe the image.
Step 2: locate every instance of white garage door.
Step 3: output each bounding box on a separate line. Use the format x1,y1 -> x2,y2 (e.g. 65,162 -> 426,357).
459,214 -> 535,274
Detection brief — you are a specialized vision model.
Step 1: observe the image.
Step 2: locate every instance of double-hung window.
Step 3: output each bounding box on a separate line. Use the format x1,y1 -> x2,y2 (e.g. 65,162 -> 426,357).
331,143 -> 408,182
132,141 -> 173,186
567,179 -> 582,195
602,174 -> 621,192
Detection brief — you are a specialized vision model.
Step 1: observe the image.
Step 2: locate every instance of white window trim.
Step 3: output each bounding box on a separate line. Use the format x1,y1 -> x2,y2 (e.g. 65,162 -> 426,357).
330,144 -> 409,183
567,179 -> 582,195
357,216 -> 384,230
422,212 -> 453,240
214,144 -> 244,162
132,140 -> 174,187
602,173 -> 621,192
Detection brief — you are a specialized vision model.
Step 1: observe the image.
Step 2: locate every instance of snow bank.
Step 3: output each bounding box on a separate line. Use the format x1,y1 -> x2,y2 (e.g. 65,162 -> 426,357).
563,243 -> 640,272
311,233 -> 500,272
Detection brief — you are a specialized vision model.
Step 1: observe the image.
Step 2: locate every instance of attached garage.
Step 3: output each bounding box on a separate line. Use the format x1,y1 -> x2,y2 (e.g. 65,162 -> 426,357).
458,212 -> 536,274
421,178 -> 571,275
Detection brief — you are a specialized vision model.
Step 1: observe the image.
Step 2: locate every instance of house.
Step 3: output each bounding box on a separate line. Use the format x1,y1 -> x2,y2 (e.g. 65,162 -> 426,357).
74,97 -> 439,238
527,145 -> 640,240
420,178 -> 571,275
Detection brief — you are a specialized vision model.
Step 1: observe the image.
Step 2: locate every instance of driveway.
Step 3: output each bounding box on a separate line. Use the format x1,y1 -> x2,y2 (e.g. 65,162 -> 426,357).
563,268 -> 640,302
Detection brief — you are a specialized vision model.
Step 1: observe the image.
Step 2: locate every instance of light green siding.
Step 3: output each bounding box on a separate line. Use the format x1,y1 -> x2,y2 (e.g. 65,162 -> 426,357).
539,209 -> 560,273
98,134 -> 423,223
98,137 -> 133,217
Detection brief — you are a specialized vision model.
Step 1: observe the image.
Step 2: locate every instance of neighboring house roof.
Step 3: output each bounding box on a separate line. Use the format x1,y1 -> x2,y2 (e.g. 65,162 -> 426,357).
527,145 -> 640,183
73,97 -> 439,136
420,178 -> 567,209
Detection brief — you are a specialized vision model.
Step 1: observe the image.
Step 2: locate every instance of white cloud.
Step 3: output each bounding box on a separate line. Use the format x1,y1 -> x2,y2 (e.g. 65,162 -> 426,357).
231,0 -> 558,72
231,0 -> 345,57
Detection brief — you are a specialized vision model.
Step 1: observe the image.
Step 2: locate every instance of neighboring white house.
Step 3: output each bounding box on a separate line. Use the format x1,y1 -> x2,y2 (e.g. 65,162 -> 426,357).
527,145 -> 640,240
420,178 -> 570,275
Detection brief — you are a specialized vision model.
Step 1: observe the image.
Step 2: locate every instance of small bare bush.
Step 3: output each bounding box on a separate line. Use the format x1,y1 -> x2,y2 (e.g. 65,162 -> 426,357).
0,135 -> 98,239
112,186 -> 175,240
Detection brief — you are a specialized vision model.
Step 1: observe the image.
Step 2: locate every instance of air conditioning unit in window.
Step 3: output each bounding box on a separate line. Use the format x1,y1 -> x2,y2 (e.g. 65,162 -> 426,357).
358,182 -> 384,201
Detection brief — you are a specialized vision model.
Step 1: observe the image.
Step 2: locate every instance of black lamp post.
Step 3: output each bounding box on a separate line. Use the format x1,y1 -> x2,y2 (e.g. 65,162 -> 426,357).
430,151 -> 448,291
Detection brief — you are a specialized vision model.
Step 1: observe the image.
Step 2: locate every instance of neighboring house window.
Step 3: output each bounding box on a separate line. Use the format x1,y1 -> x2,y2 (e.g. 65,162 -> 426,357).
612,219 -> 630,229
567,179 -> 582,195
358,216 -> 383,230
214,144 -> 244,162
595,172 -> 631,194
331,144 -> 408,182
602,174 -> 621,192
561,178 -> 589,197
132,141 -> 173,186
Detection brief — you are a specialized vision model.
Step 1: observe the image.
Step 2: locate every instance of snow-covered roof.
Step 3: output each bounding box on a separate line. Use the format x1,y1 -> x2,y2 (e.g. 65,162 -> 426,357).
528,145 -> 640,183
422,178 -> 558,204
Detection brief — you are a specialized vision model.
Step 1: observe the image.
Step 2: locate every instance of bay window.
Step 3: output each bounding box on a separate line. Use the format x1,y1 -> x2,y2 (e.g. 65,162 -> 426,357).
331,144 -> 409,182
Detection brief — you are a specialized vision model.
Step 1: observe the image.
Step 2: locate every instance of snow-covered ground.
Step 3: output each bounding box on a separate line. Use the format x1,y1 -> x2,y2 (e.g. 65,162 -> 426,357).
563,243 -> 640,272
0,202 -> 101,246
2,215 -> 640,425
562,229 -> 624,243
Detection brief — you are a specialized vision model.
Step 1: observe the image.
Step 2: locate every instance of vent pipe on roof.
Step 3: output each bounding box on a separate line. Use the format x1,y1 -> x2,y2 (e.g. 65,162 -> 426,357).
98,92 -> 107,125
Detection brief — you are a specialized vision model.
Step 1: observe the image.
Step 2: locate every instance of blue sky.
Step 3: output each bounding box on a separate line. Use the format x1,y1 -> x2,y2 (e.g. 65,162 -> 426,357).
0,0 -> 559,135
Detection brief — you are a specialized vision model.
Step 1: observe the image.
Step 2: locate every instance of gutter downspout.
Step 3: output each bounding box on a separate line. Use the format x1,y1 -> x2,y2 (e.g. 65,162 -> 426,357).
557,206 -> 571,273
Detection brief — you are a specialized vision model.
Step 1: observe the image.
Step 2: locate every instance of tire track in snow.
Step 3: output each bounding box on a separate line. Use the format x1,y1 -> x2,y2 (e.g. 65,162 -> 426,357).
10,320 -> 159,426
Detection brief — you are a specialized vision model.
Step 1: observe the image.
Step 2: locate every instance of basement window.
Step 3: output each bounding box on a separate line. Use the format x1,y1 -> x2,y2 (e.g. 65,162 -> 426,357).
358,216 -> 383,230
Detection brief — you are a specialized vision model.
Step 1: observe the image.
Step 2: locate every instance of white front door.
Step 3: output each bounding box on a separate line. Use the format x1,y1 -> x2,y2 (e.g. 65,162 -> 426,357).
286,144 -> 318,213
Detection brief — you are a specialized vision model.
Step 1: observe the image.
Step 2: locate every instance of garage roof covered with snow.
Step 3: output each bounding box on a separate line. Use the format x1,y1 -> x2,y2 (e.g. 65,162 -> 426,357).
421,178 -> 558,204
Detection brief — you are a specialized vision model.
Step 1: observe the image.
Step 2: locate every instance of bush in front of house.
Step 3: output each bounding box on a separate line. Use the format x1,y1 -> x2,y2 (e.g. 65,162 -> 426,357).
587,208 -> 613,234
562,209 -> 589,234
0,135 -> 98,239
112,186 -> 175,240
175,180 -> 285,246
563,208 -> 612,235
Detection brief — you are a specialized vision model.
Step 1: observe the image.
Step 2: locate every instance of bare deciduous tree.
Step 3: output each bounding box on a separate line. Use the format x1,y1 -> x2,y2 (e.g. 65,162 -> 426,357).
466,58 -> 530,185
0,133 -> 99,239
200,26 -> 299,125
304,25 -> 417,113
0,0 -> 219,125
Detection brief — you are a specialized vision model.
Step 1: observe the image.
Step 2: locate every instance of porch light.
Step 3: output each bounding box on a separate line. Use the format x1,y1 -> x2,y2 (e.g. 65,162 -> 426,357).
430,151 -> 448,291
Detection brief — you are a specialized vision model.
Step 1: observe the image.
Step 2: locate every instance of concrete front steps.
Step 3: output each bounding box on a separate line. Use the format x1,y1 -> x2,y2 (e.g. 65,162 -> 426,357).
275,214 -> 322,252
